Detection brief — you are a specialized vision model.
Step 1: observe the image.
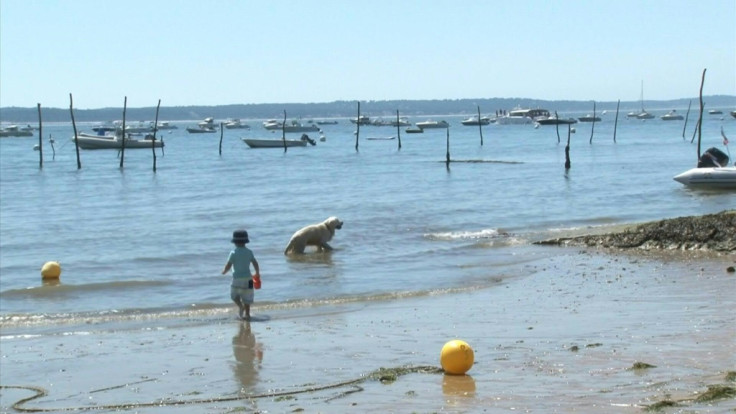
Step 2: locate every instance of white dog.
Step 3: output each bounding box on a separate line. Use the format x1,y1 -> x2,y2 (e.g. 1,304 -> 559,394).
284,217 -> 343,255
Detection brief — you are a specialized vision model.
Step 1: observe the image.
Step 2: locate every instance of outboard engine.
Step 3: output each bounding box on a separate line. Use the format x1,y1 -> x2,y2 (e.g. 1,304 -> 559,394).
300,133 -> 317,146
697,147 -> 729,168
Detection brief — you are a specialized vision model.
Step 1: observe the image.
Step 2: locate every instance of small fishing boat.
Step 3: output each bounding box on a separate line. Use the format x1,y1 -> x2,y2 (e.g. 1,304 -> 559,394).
460,116 -> 491,126
536,115 -> 577,125
660,110 -> 684,121
242,134 -> 316,148
405,126 -> 424,134
415,120 -> 449,129
673,145 -> 736,189
0,125 -> 34,137
577,114 -> 601,122
224,119 -> 250,129
71,131 -> 163,150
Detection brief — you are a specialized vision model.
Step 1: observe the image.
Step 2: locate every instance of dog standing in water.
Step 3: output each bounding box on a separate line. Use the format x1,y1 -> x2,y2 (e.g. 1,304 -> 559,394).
284,217 -> 343,254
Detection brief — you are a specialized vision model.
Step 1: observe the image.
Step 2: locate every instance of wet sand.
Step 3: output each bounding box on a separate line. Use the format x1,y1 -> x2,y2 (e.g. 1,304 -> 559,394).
1,246 -> 735,413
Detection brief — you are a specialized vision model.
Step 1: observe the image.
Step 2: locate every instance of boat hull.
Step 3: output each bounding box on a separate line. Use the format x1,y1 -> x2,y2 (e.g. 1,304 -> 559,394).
72,134 -> 163,150
242,138 -> 308,148
673,167 -> 736,189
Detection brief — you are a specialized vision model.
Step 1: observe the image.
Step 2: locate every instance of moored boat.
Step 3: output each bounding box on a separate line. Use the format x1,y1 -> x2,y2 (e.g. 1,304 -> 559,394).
460,116 -> 491,126
0,125 -> 34,137
71,131 -> 163,150
242,133 -> 316,148
577,114 -> 601,122
660,110 -> 684,121
673,146 -> 736,189
495,108 -> 550,125
415,120 -> 449,129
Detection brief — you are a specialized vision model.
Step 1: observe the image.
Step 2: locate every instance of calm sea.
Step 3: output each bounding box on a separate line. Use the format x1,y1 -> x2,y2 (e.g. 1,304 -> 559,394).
1,111 -> 734,329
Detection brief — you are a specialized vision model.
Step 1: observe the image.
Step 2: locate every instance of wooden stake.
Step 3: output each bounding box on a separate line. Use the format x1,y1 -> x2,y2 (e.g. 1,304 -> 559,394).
355,101 -> 360,152
396,109 -> 402,150
696,69 -> 706,164
37,103 -> 43,169
153,99 -> 161,172
588,101 -> 596,144
69,93 -> 81,169
477,105 -> 484,146
119,97 -> 127,168
282,110 -> 287,153
682,100 -> 691,140
555,111 -> 560,143
565,124 -> 571,170
218,122 -> 224,156
613,100 -> 620,143
445,128 -> 450,168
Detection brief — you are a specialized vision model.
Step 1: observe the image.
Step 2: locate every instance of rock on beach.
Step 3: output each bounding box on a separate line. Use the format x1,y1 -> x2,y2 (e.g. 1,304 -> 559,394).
536,210 -> 736,252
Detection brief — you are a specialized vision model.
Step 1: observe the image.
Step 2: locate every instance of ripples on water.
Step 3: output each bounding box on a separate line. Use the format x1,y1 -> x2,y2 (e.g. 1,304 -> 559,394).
1,115 -> 734,325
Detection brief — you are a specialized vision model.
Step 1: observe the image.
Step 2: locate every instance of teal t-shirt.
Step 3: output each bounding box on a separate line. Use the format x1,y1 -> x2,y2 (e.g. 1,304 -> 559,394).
227,246 -> 254,279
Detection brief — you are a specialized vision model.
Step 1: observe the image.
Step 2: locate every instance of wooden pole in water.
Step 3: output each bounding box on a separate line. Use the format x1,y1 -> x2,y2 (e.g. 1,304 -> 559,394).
682,100 -> 692,140
589,101 -> 596,144
565,124 -> 571,170
445,127 -> 451,168
696,69 -> 706,164
218,122 -> 224,156
69,93 -> 81,169
153,99 -> 161,171
355,101 -> 360,152
282,110 -> 287,153
555,111 -> 561,143
690,119 -> 700,143
119,97 -> 127,168
613,99 -> 620,143
477,105 -> 484,146
37,103 -> 43,169
396,109 -> 402,150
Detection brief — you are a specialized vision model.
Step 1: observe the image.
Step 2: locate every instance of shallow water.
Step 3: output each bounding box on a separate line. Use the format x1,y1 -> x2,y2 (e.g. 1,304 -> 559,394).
1,114 -> 734,324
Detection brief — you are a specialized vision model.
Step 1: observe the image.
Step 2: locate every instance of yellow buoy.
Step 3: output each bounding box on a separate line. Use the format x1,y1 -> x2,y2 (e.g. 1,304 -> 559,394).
41,261 -> 61,280
440,339 -> 474,375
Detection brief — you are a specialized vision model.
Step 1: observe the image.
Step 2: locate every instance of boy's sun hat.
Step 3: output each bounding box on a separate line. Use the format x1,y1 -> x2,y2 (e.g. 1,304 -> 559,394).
231,230 -> 249,243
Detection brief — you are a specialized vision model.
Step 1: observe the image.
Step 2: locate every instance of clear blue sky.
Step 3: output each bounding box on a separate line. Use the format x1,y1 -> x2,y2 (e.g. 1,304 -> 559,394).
1,0 -> 734,109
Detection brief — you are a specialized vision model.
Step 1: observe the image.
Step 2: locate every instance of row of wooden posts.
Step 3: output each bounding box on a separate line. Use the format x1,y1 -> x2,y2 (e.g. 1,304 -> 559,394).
36,78 -> 709,172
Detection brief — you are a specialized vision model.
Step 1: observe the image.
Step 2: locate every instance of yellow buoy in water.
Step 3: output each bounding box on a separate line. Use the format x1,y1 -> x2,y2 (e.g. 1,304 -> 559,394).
41,261 -> 61,280
440,339 -> 474,375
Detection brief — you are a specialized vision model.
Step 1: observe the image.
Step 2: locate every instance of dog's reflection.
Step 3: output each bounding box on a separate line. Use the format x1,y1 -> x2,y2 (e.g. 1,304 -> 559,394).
232,321 -> 263,390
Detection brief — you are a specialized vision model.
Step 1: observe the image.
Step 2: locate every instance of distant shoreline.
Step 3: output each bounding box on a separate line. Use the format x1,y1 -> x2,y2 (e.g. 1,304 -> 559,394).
2,95 -> 735,123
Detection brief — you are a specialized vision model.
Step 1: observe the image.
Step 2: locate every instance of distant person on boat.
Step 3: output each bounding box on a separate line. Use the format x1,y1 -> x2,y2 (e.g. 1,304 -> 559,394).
221,229 -> 261,320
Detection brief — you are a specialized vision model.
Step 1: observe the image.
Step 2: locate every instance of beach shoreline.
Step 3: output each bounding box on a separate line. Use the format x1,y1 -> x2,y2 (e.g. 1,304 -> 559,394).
2,233 -> 734,412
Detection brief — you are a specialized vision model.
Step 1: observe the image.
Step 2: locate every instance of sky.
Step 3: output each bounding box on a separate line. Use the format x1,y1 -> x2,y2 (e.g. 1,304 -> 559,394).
1,0 -> 734,109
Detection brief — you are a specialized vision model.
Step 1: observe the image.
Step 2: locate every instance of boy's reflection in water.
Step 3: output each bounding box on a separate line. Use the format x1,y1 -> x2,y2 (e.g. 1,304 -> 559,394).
232,321 -> 263,391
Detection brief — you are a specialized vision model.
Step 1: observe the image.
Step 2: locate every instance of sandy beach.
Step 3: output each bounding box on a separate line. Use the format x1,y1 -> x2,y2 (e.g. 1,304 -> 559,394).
1,243 -> 734,413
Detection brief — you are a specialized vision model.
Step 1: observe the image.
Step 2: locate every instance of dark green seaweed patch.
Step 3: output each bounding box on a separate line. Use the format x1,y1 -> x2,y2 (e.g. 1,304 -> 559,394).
644,400 -> 680,411
629,362 -> 656,370
725,371 -> 736,382
693,384 -> 736,403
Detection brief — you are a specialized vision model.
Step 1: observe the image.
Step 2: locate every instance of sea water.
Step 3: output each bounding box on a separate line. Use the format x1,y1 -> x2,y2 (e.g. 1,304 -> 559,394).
1,113 -> 734,328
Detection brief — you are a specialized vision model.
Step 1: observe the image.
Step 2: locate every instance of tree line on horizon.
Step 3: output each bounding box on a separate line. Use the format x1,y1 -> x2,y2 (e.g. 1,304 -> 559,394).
2,96 -> 734,123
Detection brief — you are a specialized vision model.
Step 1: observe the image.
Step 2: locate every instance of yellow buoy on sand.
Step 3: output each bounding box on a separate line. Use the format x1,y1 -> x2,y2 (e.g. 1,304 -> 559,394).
41,261 -> 61,280
440,339 -> 474,375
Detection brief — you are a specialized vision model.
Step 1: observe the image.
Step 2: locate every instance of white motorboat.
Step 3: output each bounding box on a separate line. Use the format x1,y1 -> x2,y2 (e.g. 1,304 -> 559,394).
0,125 -> 34,137
350,115 -> 371,125
460,116 -> 491,126
673,167 -> 736,188
495,108 -> 550,125
636,111 -> 655,120
224,119 -> 250,129
71,132 -> 163,150
577,114 -> 601,122
156,121 -> 178,130
242,138 -> 308,148
660,110 -> 683,121
415,120 -> 449,129
673,145 -> 735,188
263,119 -> 320,133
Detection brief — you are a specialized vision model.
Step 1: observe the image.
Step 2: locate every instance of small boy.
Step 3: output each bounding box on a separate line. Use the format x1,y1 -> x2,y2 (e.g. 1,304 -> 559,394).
222,229 -> 260,320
